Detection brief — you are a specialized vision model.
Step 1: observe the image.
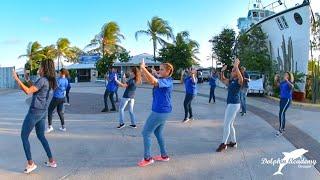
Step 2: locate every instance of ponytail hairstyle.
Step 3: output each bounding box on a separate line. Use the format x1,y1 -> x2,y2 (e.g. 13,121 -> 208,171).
131,67 -> 142,85
162,63 -> 174,77
41,59 -> 57,90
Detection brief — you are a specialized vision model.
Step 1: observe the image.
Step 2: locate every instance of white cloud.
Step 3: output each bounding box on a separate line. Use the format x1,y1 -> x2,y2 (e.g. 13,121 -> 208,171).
0,39 -> 22,45
40,16 -> 54,23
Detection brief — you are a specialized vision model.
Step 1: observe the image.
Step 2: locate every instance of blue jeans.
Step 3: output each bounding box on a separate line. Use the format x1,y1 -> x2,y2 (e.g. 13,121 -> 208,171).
142,112 -> 170,159
240,88 -> 248,113
21,109 -> 53,161
209,86 -> 216,103
119,98 -> 136,125
279,98 -> 291,131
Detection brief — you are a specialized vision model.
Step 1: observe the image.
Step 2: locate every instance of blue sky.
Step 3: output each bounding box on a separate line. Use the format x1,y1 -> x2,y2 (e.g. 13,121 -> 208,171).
0,0 -> 319,68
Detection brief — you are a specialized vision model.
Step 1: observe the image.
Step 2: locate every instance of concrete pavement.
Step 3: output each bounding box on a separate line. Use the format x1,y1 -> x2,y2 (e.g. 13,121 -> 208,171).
0,82 -> 319,180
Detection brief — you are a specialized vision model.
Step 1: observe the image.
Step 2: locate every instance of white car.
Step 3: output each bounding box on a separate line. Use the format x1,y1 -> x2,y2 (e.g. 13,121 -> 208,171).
247,73 -> 264,96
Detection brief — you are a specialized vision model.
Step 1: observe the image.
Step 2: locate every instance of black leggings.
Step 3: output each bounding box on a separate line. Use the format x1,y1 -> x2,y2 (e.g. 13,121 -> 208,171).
48,97 -> 65,126
66,87 -> 71,103
184,93 -> 195,119
104,89 -> 116,110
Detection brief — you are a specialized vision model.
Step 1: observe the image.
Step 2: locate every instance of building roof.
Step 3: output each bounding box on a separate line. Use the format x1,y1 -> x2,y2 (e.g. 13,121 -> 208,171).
114,53 -> 161,66
66,63 -> 96,70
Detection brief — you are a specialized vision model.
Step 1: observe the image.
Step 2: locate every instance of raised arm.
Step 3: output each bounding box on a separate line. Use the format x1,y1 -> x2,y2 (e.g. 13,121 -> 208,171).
233,58 -> 243,85
115,74 -> 128,88
140,59 -> 158,86
220,65 -> 229,86
12,69 -> 39,95
191,69 -> 197,83
180,69 -> 185,84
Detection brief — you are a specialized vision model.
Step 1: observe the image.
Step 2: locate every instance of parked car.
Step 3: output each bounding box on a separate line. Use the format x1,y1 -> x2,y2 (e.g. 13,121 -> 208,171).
247,72 -> 264,96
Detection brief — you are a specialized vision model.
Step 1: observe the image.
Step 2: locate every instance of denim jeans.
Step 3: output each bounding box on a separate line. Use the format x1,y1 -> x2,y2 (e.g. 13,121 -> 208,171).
279,98 -> 291,131
240,88 -> 248,113
48,97 -> 65,126
21,109 -> 53,161
119,98 -> 136,125
104,89 -> 116,110
183,93 -> 195,119
142,112 -> 170,159
209,86 -> 216,103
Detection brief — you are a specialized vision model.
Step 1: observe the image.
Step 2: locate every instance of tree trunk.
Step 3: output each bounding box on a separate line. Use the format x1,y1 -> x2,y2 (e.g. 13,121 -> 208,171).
153,39 -> 156,62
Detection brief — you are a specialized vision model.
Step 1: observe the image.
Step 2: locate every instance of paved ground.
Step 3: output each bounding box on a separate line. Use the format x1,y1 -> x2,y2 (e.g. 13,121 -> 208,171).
0,83 -> 319,180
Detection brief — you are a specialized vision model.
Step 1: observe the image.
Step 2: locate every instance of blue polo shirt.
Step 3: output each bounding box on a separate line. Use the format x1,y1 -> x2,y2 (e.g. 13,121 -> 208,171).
152,77 -> 173,113
209,74 -> 218,88
184,76 -> 197,95
106,72 -> 118,92
242,72 -> 249,88
53,77 -> 68,99
280,81 -> 293,99
227,79 -> 241,104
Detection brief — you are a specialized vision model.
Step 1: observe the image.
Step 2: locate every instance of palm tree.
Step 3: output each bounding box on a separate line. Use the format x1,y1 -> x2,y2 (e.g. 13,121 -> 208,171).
175,31 -> 200,62
19,41 -> 45,73
56,38 -> 74,70
41,45 -> 57,60
135,16 -> 173,61
86,21 -> 124,56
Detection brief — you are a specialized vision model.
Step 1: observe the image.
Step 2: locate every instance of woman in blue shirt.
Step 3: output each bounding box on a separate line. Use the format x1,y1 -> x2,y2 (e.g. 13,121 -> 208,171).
138,59 -> 174,167
181,68 -> 197,123
115,67 -> 142,129
209,69 -> 218,103
216,58 -> 243,152
46,68 -> 69,133
101,67 -> 118,112
12,59 -> 57,173
274,72 -> 294,136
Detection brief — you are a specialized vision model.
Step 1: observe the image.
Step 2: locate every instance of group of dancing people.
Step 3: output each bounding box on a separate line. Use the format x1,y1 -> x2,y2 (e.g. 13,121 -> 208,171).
11,57 -> 294,173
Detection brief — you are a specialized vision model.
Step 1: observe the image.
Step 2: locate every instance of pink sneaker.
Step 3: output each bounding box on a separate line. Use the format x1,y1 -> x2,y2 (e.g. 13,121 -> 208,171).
45,160 -> 57,168
137,158 -> 154,167
153,155 -> 170,162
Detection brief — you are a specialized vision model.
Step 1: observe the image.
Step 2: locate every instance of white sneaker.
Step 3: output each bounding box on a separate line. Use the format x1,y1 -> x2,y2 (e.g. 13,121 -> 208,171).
46,126 -> 54,133
24,163 -> 37,174
276,131 -> 282,137
59,127 -> 66,132
64,103 -> 70,106
45,161 -> 57,168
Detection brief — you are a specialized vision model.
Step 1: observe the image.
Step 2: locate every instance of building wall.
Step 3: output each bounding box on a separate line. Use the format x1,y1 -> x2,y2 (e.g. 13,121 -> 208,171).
0,67 -> 16,88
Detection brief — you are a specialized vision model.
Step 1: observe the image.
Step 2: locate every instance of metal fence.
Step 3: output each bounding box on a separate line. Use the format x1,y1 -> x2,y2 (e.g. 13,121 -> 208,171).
0,67 -> 16,88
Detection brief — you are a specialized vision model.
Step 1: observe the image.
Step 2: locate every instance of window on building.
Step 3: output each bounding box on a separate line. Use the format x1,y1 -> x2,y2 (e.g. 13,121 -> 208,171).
281,16 -> 289,28
253,11 -> 258,17
276,18 -> 284,30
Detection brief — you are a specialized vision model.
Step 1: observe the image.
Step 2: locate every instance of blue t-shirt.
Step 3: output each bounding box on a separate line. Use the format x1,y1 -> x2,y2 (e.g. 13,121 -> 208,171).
152,77 -> 173,113
30,77 -> 50,110
280,81 -> 293,99
53,77 -> 68,99
209,74 -> 218,87
106,72 -> 118,92
184,76 -> 197,95
123,78 -> 136,98
227,79 -> 241,104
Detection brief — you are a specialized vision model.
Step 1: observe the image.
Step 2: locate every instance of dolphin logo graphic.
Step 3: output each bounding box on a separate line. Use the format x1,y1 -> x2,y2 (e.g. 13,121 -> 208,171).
273,148 -> 308,175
